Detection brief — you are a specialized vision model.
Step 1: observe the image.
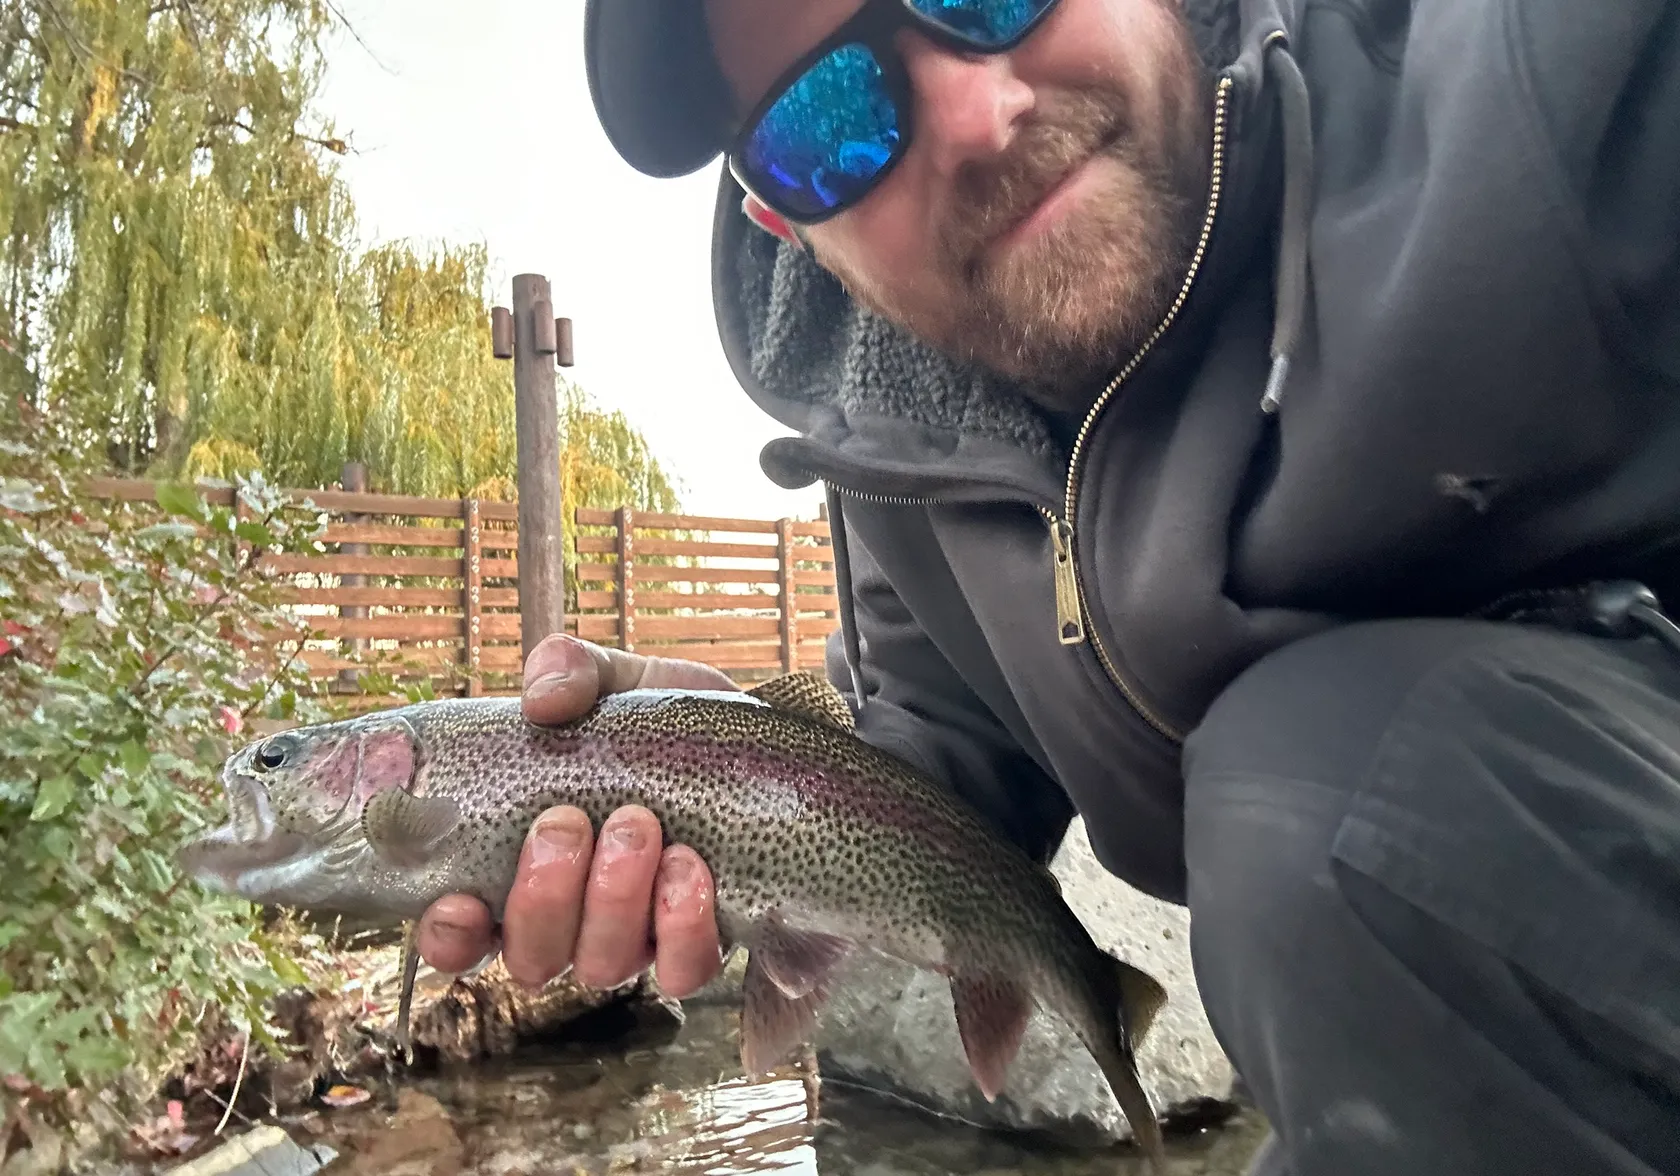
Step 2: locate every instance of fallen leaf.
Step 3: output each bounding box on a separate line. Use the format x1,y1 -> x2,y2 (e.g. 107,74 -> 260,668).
321,1084 -> 372,1109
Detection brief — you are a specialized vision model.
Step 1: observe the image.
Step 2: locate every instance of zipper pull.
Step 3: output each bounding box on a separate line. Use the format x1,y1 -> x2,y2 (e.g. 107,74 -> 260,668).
1048,517 -> 1086,645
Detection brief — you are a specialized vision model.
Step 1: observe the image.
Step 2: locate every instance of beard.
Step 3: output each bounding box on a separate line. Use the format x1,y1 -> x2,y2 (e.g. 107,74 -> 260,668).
808,8 -> 1214,413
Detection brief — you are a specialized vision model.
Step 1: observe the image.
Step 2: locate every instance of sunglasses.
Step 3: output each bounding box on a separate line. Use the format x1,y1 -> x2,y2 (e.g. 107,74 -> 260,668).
726,0 -> 1064,224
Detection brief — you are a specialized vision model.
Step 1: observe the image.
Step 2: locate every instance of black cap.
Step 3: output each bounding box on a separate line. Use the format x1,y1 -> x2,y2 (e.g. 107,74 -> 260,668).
584,0 -> 739,178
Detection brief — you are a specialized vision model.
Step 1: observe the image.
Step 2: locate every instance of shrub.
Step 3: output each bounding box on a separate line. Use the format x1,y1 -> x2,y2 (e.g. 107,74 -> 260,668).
0,400 -> 332,1142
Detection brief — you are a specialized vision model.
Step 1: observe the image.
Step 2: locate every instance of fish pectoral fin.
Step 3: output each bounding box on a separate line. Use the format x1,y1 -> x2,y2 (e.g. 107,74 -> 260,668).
949,972 -> 1035,1103
362,789 -> 461,869
752,910 -> 852,999
745,672 -> 856,732
740,947 -> 830,1077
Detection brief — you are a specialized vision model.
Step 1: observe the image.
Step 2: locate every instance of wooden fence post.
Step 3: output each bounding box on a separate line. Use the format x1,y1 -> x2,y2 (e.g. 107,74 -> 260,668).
338,461 -> 367,690
463,498 -> 482,697
615,506 -> 635,652
503,273 -> 566,661
777,518 -> 797,673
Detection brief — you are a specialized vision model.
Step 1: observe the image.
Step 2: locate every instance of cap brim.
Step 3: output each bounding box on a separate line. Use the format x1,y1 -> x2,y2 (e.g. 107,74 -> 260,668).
584,0 -> 736,178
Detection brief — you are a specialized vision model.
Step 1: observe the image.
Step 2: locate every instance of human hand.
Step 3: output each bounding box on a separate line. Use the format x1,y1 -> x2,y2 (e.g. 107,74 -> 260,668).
414,634 -> 738,996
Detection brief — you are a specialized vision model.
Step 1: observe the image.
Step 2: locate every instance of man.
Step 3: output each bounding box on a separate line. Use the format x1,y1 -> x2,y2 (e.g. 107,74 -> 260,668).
418,0 -> 1680,1172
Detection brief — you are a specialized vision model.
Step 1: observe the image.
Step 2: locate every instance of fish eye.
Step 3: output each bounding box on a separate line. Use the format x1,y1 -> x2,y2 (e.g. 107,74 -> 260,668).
253,735 -> 297,772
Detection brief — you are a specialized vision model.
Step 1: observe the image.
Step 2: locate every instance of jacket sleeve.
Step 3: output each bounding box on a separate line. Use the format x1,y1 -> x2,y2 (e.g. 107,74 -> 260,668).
823,515 -> 1074,865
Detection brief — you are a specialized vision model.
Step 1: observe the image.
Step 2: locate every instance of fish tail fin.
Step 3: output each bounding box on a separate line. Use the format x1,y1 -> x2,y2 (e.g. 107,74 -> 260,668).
1098,954 -> 1169,1176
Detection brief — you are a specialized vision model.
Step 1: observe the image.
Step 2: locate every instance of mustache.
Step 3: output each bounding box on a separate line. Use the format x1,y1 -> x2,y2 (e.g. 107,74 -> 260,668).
938,89 -> 1130,272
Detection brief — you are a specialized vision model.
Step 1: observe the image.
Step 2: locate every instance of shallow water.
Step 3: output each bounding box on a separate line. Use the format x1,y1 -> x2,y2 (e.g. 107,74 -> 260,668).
273,999 -> 1266,1176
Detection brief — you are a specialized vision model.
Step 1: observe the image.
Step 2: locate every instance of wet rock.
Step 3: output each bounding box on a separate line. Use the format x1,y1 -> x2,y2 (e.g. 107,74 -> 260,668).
811,818 -> 1236,1145
162,1125 -> 335,1176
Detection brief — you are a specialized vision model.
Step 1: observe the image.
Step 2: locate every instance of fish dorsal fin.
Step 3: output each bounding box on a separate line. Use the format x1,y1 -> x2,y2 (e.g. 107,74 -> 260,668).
746,672 -> 856,732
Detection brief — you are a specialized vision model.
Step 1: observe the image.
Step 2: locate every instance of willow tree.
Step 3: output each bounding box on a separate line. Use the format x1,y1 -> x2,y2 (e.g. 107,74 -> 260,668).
0,0 -> 681,529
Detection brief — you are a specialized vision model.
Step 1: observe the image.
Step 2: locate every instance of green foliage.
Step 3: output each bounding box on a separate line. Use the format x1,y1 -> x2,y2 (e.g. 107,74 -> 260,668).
0,400 -> 331,1127
0,2 -> 684,532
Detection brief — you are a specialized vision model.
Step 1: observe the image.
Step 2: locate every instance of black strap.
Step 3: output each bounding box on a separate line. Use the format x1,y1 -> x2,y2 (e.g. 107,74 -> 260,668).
1476,579 -> 1680,658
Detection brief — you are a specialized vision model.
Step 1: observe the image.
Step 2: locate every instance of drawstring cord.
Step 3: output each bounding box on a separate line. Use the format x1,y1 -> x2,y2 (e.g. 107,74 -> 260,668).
825,484 -> 870,710
1260,35 -> 1315,415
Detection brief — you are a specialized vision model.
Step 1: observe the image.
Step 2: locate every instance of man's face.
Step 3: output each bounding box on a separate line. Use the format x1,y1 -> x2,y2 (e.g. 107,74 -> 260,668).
706,0 -> 1215,411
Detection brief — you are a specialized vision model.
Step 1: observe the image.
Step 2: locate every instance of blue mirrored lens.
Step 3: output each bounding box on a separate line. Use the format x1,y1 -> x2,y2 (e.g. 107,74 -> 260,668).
908,0 -> 1056,46
741,43 -> 901,219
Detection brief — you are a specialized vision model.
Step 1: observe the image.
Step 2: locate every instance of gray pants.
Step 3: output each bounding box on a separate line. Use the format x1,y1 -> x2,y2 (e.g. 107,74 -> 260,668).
1183,618 -> 1680,1176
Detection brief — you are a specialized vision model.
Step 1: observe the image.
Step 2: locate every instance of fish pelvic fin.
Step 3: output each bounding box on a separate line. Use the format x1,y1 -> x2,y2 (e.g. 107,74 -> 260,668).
746,672 -> 856,732
738,910 -> 852,1075
754,909 -> 852,998
949,972 -> 1034,1102
740,949 -> 830,1076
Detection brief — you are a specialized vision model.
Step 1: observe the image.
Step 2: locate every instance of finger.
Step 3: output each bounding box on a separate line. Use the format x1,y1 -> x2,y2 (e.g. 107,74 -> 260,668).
521,634 -> 616,726
572,806 -> 663,989
651,846 -> 722,999
637,655 -> 741,693
416,894 -> 497,974
500,806 -> 595,988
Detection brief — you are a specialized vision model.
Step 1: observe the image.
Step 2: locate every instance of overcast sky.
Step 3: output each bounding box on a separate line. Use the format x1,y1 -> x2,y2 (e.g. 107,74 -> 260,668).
315,0 -> 827,522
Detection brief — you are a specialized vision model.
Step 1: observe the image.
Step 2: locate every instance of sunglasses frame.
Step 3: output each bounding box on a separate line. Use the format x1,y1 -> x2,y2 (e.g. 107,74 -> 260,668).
725,0 -> 1063,225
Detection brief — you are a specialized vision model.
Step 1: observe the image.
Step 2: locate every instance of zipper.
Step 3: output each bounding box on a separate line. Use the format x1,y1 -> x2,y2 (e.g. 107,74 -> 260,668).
1040,74 -> 1235,744
809,74 -> 1235,748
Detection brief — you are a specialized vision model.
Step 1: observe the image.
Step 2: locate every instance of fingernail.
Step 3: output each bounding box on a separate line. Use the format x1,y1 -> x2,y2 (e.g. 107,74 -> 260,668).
525,671 -> 571,702
602,819 -> 646,853
529,815 -> 587,866
659,855 -> 695,891
428,919 -> 471,944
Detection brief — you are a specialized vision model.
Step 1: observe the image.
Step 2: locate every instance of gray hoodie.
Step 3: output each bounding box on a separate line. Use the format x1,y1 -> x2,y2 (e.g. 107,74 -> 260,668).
708,0 -> 1680,904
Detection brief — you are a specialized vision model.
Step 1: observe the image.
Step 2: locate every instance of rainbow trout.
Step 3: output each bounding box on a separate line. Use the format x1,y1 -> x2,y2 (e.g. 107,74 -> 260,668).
180,673 -> 1169,1170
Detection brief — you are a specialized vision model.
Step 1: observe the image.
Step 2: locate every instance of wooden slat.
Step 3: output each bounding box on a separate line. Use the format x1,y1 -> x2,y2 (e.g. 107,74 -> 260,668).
632,537 -> 778,560
479,614 -> 523,640
595,566 -> 779,585
790,595 -> 840,612
576,507 -> 780,534
299,649 -> 461,674
320,524 -> 464,548
262,554 -> 462,577
630,616 -> 782,639
276,587 -> 462,608
576,590 -> 782,612
297,615 -> 465,640
792,569 -> 835,587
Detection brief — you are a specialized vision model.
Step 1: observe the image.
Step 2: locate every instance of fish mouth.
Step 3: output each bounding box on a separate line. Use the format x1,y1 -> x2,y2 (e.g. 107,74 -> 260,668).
177,771 -> 308,899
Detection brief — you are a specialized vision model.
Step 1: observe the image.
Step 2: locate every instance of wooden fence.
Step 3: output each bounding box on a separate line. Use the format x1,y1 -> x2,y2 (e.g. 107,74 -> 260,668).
86,479 -> 839,699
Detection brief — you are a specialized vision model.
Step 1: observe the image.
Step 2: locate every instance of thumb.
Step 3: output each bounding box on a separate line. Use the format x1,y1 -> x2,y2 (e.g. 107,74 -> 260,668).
520,635 -> 739,726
